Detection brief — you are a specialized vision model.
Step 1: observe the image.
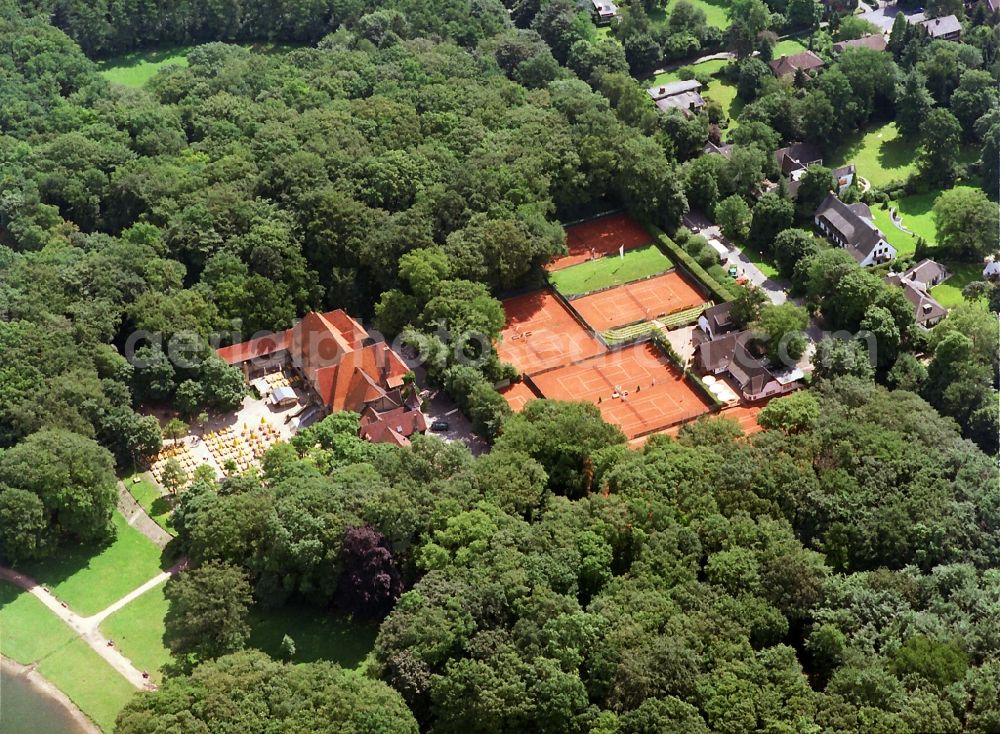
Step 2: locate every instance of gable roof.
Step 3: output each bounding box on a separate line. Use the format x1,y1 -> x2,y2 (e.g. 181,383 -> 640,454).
360,405 -> 427,446
697,330 -> 781,395
815,193 -> 888,261
775,143 -> 823,176
769,50 -> 825,78
648,79 -> 703,99
833,34 -> 888,53
920,14 -> 961,37
703,141 -> 734,158
700,301 -> 734,335
217,309 -> 410,414
902,259 -> 949,287
885,274 -> 948,325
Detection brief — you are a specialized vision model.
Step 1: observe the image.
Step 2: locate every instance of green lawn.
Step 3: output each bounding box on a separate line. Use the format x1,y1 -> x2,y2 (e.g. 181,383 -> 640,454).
828,121 -> 917,189
1,583 -> 138,732
735,239 -> 780,279
97,47 -> 193,87
248,606 -> 378,670
36,639 -> 139,733
126,473 -> 173,532
99,584 -> 171,684
20,511 -> 167,616
0,583 -> 76,663
772,38 -> 808,56
683,0 -> 731,28
873,204 -> 918,259
549,244 -> 673,296
931,262 -> 985,308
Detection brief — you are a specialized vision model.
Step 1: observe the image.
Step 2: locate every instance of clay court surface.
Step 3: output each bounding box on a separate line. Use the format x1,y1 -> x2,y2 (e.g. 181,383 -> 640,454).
530,343 -> 712,438
498,381 -> 540,412
571,271 -> 708,332
498,290 -> 605,375
550,213 -> 652,271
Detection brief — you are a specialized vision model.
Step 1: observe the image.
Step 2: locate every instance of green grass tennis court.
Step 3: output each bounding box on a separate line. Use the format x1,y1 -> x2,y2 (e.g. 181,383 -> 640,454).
549,244 -> 673,297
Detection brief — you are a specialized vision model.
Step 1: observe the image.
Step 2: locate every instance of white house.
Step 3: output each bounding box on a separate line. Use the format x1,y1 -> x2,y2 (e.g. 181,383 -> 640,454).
814,193 -> 896,267
983,255 -> 1000,280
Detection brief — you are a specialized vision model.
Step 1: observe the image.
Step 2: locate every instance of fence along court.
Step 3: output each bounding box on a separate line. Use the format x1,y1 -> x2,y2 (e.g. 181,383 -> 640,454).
549,212 -> 653,271
528,342 -> 713,439
497,290 -> 605,375
570,271 -> 708,332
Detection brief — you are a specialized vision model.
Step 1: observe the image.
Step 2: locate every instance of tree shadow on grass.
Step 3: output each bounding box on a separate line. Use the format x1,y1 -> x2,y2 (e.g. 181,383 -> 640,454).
247,606 -> 378,668
877,134 -> 917,174
96,47 -> 193,72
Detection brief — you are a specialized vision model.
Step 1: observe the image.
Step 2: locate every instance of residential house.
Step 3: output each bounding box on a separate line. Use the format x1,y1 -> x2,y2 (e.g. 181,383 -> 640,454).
217,310 -> 422,441
983,254 -> 1000,280
703,140 -> 733,159
771,144 -> 854,198
359,405 -> 427,447
768,50 -> 825,79
832,34 -> 888,53
696,330 -> 802,401
814,193 -> 896,266
697,301 -> 735,340
647,79 -> 706,116
917,14 -> 962,40
591,0 -> 619,25
885,263 -> 949,328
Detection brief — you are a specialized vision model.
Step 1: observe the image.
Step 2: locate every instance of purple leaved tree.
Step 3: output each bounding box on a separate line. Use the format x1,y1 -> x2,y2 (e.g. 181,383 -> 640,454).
335,525 -> 403,620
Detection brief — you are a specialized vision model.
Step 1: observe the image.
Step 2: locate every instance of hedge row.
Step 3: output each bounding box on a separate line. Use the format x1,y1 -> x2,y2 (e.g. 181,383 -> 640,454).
646,224 -> 739,303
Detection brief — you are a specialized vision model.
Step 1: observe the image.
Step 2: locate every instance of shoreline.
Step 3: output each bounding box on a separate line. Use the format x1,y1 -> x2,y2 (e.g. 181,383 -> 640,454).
1,656 -> 101,734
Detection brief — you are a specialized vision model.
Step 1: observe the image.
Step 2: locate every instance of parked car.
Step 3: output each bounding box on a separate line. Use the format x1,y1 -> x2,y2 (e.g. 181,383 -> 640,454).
430,420 -> 450,431
727,264 -> 739,278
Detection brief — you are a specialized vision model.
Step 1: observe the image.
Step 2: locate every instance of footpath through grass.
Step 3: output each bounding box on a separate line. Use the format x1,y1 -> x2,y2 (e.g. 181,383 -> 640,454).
21,511 -> 167,617
36,639 -> 138,733
126,473 -> 173,532
0,583 -> 137,732
549,244 -> 672,297
99,584 -> 171,684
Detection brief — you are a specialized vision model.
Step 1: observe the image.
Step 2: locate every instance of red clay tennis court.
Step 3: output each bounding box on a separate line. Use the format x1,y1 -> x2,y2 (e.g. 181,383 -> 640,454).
498,290 -> 605,375
550,213 -> 653,271
498,381 -> 541,412
530,342 -> 713,438
571,271 -> 708,332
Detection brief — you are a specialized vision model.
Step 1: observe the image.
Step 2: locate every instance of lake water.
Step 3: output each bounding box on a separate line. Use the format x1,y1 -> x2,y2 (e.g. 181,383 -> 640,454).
1,666 -> 90,734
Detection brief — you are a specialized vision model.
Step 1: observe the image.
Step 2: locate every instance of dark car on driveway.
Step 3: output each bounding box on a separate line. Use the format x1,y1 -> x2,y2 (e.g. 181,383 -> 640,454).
430,420 -> 450,432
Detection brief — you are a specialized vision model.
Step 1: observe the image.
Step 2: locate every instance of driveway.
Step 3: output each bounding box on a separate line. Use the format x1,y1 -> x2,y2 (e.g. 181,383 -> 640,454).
682,212 -> 789,304
859,2 -> 923,32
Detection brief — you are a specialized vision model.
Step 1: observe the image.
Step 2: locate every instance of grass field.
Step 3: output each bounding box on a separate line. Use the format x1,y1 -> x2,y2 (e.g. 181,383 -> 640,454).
21,511 -> 167,616
126,473 -> 173,532
98,43 -> 296,88
828,121 -> 916,189
0,583 -> 76,663
549,244 -> 672,296
1,583 -> 137,732
248,606 -> 378,670
99,584 -> 171,684
36,639 -> 138,732
772,38 -> 808,56
97,47 -> 193,87
684,0 -> 730,28
931,262 -> 984,308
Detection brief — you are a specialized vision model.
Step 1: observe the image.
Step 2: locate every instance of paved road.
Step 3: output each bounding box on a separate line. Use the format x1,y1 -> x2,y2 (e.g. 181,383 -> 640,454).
0,563 -> 185,690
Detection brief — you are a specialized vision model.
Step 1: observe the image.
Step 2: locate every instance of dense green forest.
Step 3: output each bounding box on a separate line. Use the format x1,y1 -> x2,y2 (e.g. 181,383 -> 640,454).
0,0 -> 998,730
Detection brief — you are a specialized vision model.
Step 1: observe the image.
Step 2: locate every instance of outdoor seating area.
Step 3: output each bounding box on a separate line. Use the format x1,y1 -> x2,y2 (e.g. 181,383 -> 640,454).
204,418 -> 282,473
150,444 -> 198,488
